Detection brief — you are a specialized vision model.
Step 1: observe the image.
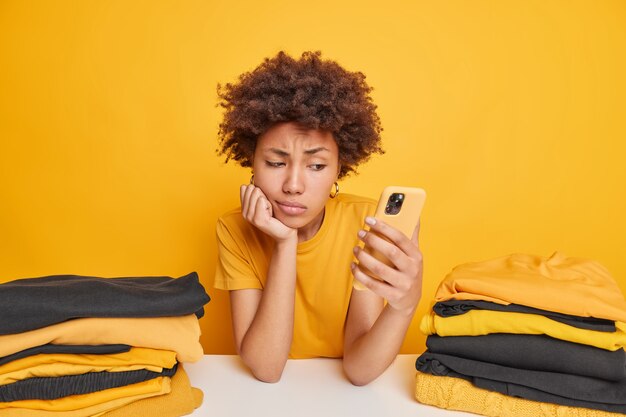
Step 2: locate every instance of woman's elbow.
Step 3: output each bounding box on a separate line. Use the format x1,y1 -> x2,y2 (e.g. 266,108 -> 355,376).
240,351 -> 286,383
251,366 -> 284,383
343,360 -> 373,386
346,373 -> 371,386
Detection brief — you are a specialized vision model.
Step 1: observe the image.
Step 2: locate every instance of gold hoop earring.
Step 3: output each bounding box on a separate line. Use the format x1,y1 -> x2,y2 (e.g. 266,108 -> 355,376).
249,174 -> 254,185
329,182 -> 339,198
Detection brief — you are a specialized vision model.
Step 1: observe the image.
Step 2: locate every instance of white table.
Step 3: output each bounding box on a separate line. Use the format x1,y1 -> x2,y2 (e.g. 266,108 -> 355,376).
185,355 -> 474,417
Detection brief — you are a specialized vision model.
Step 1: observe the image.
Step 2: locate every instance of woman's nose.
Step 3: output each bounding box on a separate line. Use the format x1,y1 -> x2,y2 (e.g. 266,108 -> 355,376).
283,167 -> 304,194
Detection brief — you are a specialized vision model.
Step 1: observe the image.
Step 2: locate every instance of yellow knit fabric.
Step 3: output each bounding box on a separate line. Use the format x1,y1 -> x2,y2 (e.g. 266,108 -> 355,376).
0,347 -> 177,385
415,371 -> 624,417
434,252 -> 626,322
420,310 -> 626,351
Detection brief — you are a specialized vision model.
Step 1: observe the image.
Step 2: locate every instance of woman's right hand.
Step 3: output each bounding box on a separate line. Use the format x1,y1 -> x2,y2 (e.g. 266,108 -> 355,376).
240,184 -> 296,242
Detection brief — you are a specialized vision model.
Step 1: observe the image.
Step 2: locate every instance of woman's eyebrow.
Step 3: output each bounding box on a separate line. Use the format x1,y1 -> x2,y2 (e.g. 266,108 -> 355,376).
266,148 -> 290,157
265,147 -> 329,157
304,147 -> 329,155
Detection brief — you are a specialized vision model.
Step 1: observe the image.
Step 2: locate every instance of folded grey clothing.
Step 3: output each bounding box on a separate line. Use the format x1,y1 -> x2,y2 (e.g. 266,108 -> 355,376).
474,376 -> 626,414
426,334 -> 626,382
0,364 -> 177,402
416,352 -> 626,414
433,300 -> 616,332
0,344 -> 132,367
0,272 -> 210,335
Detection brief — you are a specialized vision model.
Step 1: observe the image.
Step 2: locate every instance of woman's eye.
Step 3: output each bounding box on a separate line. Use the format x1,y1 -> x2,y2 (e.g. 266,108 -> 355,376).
310,164 -> 326,171
266,161 -> 285,167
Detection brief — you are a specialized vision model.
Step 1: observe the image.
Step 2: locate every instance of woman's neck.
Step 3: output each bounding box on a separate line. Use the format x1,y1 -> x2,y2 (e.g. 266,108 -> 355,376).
297,207 -> 325,243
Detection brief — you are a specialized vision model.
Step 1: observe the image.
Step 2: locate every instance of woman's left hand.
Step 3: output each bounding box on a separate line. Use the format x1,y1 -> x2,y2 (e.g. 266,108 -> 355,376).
351,217 -> 423,316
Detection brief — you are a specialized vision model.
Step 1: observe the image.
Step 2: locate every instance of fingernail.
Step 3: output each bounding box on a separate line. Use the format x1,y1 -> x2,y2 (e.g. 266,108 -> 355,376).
365,216 -> 376,226
357,230 -> 366,239
353,246 -> 359,254
350,262 -> 356,270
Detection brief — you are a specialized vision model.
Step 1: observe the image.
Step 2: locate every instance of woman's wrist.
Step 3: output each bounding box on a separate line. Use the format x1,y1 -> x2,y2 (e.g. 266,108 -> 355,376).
387,302 -> 418,319
274,229 -> 298,246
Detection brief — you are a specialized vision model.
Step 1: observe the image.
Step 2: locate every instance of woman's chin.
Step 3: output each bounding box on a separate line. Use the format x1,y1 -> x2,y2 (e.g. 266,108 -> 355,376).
274,214 -> 307,230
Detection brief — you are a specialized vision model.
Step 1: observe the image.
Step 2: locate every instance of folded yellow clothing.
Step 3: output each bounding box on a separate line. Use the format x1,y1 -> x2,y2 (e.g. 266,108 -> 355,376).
0,364 -> 195,417
0,376 -> 170,411
0,316 -> 203,362
0,376 -> 170,417
415,371 -> 624,417
434,252 -> 626,323
0,347 -> 177,385
420,310 -> 626,351
96,364 -> 203,417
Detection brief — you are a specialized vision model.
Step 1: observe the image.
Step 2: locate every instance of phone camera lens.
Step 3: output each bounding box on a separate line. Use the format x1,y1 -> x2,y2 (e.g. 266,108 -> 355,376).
385,193 -> 405,215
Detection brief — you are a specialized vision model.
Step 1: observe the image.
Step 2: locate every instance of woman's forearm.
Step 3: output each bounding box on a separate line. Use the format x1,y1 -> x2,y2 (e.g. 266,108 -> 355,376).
239,236 -> 298,382
343,305 -> 415,386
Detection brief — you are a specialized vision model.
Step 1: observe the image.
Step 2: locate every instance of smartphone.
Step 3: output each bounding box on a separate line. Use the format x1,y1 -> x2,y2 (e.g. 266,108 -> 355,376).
353,186 -> 426,290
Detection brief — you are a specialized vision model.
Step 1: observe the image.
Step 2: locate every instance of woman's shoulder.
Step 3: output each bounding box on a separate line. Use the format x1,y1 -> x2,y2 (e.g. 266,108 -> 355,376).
217,206 -> 242,221
334,193 -> 377,208
330,193 -> 376,219
215,206 -> 272,251
216,207 -> 249,237
217,206 -> 243,225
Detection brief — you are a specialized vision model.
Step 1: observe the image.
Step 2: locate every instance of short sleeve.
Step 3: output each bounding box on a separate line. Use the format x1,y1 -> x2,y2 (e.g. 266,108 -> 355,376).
214,218 -> 263,290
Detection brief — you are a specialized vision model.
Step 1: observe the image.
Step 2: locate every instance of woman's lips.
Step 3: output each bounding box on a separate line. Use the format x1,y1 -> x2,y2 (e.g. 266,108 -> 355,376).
276,201 -> 307,216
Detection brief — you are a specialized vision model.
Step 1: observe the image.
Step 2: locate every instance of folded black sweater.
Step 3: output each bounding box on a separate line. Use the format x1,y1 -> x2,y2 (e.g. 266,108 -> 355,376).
426,334 -> 625,382
0,272 -> 210,335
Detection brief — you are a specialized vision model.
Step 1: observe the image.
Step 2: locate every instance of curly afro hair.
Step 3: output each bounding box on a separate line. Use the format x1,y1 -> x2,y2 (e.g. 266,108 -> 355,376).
216,51 -> 384,179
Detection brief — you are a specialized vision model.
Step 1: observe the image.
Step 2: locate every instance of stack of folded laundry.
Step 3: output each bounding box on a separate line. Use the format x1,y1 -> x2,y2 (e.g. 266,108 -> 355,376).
0,271 -> 210,417
414,252 -> 626,417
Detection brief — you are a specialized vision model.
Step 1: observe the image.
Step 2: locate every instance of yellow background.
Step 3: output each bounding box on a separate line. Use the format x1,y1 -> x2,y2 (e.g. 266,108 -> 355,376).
1,1 -> 625,355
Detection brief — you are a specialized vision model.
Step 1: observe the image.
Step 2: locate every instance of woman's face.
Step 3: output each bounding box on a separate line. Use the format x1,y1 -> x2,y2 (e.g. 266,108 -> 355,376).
252,122 -> 340,238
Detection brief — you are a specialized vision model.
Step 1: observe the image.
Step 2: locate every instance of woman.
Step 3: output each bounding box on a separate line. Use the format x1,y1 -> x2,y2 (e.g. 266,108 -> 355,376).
214,51 -> 423,385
